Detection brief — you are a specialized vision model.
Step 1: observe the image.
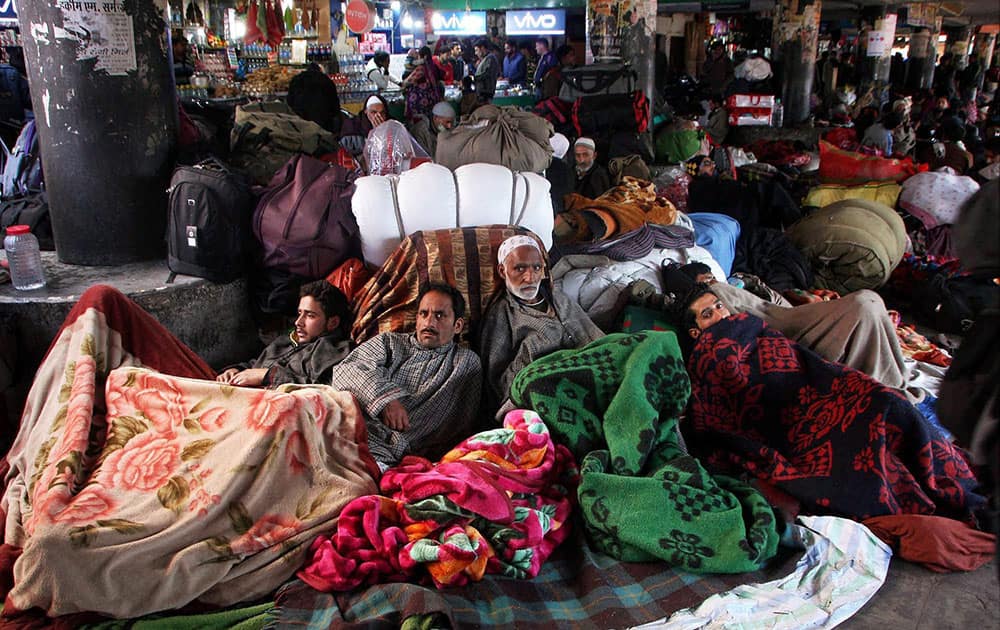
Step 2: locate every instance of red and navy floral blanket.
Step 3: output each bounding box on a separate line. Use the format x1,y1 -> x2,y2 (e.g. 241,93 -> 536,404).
686,313 -> 984,523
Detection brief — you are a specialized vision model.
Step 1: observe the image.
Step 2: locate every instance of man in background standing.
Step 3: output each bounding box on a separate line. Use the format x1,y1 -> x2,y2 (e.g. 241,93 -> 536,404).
502,40 -> 527,86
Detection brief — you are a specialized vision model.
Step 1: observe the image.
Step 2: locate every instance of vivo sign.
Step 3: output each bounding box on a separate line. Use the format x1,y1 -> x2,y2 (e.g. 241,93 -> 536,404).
506,10 -> 565,36
0,0 -> 17,21
431,11 -> 487,36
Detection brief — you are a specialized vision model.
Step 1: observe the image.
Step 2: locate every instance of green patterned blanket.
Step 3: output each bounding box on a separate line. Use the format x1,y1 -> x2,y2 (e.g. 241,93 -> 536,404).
510,331 -> 779,573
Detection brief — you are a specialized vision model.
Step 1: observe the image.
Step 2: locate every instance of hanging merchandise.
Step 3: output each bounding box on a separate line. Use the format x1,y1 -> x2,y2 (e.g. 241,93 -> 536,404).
266,0 -> 283,47
302,0 -> 312,32
245,0 -> 265,43
257,0 -> 270,42
285,4 -> 295,32
186,1 -> 205,26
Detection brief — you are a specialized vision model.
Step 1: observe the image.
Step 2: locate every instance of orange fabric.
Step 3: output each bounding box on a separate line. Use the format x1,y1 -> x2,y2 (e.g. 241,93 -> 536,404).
325,258 -> 372,304
863,514 -> 996,573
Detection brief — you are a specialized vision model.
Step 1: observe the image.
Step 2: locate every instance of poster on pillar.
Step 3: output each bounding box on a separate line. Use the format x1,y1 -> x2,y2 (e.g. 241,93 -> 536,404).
866,14 -> 895,57
54,0 -> 138,76
586,0 -> 655,64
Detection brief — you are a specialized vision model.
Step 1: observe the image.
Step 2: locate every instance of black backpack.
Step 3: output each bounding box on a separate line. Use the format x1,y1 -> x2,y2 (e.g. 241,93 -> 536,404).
167,158 -> 255,282
914,272 -> 999,334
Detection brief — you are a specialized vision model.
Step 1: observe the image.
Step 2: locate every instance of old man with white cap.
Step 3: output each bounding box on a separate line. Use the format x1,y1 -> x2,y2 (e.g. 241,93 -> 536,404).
407,101 -> 457,159
478,233 -> 605,417
573,136 -> 612,199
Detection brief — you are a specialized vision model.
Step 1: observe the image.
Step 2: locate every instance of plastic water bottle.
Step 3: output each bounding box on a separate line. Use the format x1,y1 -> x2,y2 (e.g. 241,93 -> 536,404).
772,99 -> 783,128
4,224 -> 46,290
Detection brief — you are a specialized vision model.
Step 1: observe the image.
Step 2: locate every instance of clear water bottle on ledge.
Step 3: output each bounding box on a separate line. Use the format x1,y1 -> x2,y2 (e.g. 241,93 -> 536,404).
772,99 -> 783,128
4,225 -> 46,290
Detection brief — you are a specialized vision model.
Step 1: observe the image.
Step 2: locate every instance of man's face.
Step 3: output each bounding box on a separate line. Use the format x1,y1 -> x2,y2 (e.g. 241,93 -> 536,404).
499,245 -> 545,302
366,102 -> 387,127
687,292 -> 731,339
505,43 -> 516,56
432,114 -> 454,131
416,291 -> 463,349
697,156 -> 716,177
295,296 -> 337,344
535,41 -> 546,56
574,146 -> 595,171
174,39 -> 188,59
936,97 -> 950,111
562,49 -> 577,66
451,44 -> 462,58
711,45 -> 723,59
475,45 -> 486,59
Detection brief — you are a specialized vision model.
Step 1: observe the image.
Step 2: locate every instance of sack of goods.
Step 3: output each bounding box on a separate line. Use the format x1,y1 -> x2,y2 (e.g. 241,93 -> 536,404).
230,101 -> 340,185
253,154 -> 360,279
167,158 -> 255,282
352,161 -> 553,267
435,105 -> 553,173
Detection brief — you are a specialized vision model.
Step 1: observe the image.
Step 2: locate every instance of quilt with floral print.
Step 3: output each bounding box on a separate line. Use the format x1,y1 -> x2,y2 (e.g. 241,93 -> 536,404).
686,312 -> 984,523
0,285 -> 379,619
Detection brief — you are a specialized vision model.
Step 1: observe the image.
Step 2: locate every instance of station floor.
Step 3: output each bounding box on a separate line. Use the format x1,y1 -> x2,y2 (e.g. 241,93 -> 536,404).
844,557 -> 997,629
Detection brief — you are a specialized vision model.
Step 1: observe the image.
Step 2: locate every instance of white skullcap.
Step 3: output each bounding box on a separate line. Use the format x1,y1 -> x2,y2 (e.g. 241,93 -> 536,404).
432,101 -> 456,119
365,95 -> 383,110
549,133 -> 570,159
498,235 -> 541,265
574,137 -> 596,151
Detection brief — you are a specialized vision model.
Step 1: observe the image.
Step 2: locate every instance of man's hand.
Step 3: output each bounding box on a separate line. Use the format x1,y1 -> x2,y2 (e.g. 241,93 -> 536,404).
224,368 -> 268,387
216,368 -> 239,383
380,399 -> 410,431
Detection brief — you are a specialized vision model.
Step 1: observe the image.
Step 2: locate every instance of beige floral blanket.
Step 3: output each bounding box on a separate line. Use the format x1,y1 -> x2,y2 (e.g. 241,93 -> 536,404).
0,286 -> 379,618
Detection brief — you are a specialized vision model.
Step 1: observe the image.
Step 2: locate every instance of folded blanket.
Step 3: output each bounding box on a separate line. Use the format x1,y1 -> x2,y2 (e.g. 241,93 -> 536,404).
686,313 -> 984,522
510,332 -> 779,573
298,410 -> 578,591
0,286 -> 378,619
556,178 -> 678,244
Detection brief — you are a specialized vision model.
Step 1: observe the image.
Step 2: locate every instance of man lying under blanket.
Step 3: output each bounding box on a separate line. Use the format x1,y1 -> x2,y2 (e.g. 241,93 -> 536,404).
668,282 -> 985,523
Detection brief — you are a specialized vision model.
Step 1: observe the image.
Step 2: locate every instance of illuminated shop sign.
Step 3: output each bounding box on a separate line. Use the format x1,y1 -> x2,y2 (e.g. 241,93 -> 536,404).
431,11 -> 487,36
0,0 -> 17,22
506,10 -> 565,36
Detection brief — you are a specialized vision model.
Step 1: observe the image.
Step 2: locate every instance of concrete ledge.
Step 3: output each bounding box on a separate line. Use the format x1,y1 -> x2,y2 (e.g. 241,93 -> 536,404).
0,252 -> 261,372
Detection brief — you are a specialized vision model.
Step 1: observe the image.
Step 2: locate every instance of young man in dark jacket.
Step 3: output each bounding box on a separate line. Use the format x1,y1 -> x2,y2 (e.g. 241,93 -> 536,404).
217,280 -> 352,387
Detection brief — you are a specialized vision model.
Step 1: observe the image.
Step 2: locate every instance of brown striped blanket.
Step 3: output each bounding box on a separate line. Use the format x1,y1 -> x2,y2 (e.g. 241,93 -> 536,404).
350,225 -> 546,345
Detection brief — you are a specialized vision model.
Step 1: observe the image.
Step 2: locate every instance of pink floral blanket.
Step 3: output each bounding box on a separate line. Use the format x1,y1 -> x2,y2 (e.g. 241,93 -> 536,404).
299,410 -> 578,591
0,286 -> 379,619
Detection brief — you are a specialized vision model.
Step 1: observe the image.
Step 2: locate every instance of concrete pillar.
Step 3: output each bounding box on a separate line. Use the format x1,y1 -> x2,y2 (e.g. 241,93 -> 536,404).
17,0 -> 178,265
771,0 -> 822,127
861,13 -> 896,108
973,30 -> 996,92
947,25 -> 973,69
905,27 -> 936,90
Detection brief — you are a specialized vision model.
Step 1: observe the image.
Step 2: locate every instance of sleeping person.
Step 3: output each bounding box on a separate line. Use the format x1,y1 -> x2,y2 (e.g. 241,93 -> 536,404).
667,282 -> 985,524
662,263 -> 915,398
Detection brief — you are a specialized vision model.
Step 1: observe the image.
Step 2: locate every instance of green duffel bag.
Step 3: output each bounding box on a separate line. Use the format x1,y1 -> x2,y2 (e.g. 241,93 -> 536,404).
785,198 -> 907,294
230,102 -> 340,185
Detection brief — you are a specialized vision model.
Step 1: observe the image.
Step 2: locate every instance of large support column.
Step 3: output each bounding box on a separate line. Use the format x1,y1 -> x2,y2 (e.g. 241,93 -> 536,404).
973,30 -> 996,92
861,13 -> 896,108
947,25 -> 973,69
17,0 -> 178,265
905,27 -> 936,90
771,0 -> 822,127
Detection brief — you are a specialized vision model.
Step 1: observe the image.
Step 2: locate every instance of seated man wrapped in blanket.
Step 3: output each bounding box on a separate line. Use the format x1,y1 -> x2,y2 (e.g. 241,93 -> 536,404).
667,283 -> 985,524
662,263 -> 917,399
330,284 -> 483,471
479,235 -> 605,418
0,285 -> 380,619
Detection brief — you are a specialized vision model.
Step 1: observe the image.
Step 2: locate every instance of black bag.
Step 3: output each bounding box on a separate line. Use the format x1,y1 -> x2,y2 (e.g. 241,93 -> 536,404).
914,273 -> 999,334
0,191 -> 53,250
167,158 -> 255,282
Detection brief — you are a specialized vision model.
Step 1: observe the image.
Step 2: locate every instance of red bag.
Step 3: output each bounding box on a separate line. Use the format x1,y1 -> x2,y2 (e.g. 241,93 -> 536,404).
325,258 -> 372,304
253,155 -> 360,279
818,140 -> 926,184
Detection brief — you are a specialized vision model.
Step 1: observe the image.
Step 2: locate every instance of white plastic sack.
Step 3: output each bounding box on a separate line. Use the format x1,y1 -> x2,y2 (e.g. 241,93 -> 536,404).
734,57 -> 773,81
363,120 -> 429,176
352,162 -> 554,266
